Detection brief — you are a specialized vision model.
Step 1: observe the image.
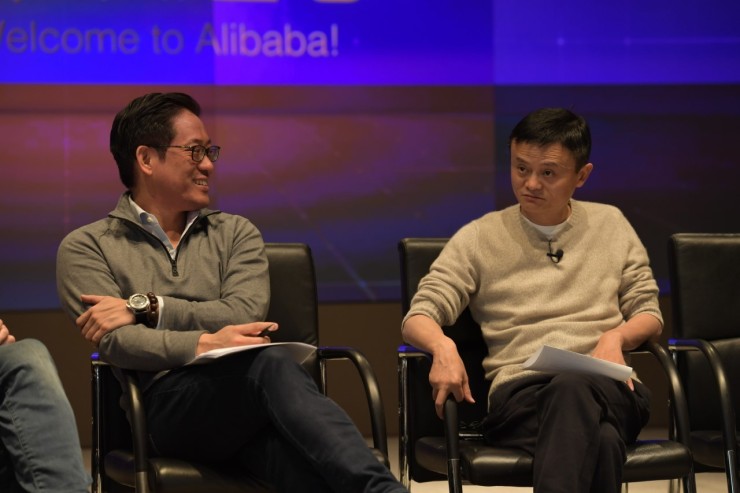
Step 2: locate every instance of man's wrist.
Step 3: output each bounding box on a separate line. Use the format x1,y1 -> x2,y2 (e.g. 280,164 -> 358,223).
430,336 -> 458,358
601,328 -> 626,348
146,292 -> 159,328
126,293 -> 151,325
196,333 -> 214,356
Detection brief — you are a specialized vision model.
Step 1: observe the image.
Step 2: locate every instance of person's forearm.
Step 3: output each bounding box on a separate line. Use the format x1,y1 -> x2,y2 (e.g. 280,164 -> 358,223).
402,314 -> 457,357
606,312 -> 663,350
98,326 -> 204,371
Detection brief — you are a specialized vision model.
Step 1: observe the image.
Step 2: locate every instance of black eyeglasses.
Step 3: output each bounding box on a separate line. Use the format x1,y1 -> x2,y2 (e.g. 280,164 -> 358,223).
157,145 -> 221,163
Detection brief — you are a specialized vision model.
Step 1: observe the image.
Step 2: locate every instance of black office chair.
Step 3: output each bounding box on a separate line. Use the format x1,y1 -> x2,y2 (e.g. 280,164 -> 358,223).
397,237 -> 697,493
668,233 -> 740,493
91,242 -> 389,493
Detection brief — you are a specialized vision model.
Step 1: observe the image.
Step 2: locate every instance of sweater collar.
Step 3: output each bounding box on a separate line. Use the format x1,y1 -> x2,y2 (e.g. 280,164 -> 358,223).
110,191 -> 218,224
516,199 -> 581,241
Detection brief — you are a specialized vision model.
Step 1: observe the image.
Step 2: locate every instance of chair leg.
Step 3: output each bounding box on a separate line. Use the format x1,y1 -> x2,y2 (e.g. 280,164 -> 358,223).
667,478 -> 680,493
725,449 -> 739,493
622,482 -> 629,493
444,399 -> 462,493
398,356 -> 412,491
91,362 -> 104,493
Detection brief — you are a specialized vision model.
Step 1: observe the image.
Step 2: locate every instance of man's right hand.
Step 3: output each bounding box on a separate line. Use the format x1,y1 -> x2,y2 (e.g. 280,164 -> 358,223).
196,322 -> 278,355
429,339 -> 475,419
402,314 -> 475,419
0,319 -> 16,346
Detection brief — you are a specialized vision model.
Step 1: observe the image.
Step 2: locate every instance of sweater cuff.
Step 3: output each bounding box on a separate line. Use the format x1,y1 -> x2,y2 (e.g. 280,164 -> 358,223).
402,303 -> 447,331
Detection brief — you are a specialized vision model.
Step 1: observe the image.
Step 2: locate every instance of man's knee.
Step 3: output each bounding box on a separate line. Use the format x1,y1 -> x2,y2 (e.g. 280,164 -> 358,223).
251,346 -> 298,370
248,346 -> 315,383
0,339 -> 56,375
539,373 -> 601,403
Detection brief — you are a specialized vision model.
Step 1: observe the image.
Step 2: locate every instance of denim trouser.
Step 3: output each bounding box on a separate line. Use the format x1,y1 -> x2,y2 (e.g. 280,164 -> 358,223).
0,339 -> 91,493
144,345 -> 407,493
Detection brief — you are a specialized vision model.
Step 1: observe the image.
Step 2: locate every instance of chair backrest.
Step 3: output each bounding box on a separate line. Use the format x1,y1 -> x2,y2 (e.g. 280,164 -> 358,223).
399,238 -> 490,481
264,243 -> 320,346
264,242 -> 321,382
667,233 -> 740,431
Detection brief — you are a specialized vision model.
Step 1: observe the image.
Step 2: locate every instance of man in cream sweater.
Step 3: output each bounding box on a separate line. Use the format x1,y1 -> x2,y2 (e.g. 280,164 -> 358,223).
402,108 -> 661,493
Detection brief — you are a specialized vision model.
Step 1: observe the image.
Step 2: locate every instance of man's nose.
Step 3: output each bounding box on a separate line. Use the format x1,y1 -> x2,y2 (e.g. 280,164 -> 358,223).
525,175 -> 541,190
198,156 -> 215,172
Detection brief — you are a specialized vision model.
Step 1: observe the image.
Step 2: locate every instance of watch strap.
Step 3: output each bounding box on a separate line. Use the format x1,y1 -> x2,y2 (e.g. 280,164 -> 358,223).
133,309 -> 149,325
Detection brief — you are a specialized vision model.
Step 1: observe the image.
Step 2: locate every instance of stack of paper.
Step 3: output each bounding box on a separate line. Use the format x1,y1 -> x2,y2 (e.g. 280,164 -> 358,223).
522,345 -> 632,381
186,342 -> 316,366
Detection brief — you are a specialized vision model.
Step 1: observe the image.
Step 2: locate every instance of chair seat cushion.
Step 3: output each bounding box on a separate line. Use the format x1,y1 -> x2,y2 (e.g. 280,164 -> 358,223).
690,430 -> 739,469
104,450 -> 137,487
105,450 -> 274,493
416,437 -> 693,486
622,440 -> 694,482
416,438 -> 533,486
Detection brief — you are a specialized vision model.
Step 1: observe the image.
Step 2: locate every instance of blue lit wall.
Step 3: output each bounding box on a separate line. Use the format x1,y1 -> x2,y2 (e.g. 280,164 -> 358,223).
0,0 -> 493,84
3,1 -> 738,85
1,1 -> 739,310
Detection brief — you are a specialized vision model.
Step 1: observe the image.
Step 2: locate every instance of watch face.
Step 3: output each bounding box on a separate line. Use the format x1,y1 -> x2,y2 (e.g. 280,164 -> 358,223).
129,294 -> 149,311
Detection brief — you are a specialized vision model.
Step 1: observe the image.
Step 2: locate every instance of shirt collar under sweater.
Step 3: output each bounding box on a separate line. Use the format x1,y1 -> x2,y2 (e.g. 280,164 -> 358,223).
128,196 -> 199,260
520,205 -> 571,239
513,199 -> 581,256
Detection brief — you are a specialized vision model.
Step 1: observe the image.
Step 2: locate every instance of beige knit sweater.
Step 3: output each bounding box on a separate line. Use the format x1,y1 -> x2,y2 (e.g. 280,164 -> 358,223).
403,200 -> 662,404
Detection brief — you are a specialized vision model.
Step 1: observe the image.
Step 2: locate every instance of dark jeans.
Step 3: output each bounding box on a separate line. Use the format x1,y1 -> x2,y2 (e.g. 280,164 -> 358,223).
0,340 -> 90,493
144,346 -> 406,493
481,373 -> 651,493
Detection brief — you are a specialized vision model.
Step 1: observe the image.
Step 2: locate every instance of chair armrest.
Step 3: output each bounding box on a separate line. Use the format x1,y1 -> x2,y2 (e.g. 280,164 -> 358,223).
398,344 -> 431,358
629,341 -> 693,448
397,344 -> 468,493
668,337 -> 739,463
317,346 -> 388,463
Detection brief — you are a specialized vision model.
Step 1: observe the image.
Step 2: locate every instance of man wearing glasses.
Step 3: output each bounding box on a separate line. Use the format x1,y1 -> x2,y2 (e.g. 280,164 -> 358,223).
56,92 -> 407,493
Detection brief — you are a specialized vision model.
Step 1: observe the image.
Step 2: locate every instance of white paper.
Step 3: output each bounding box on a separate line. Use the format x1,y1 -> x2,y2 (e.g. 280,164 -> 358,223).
522,345 -> 632,381
186,342 -> 316,366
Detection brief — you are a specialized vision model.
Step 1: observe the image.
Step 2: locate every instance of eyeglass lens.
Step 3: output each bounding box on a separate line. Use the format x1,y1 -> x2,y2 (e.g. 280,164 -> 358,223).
193,145 -> 220,163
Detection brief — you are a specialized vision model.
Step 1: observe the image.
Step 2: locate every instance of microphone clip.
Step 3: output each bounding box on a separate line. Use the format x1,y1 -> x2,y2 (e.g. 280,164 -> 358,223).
547,239 -> 564,264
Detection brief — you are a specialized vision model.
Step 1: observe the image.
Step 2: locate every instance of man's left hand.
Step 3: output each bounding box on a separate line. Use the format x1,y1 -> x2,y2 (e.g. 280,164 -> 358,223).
592,330 -> 634,390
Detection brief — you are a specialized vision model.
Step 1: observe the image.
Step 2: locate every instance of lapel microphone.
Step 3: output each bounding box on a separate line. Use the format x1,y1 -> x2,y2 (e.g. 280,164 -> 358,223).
547,239 -> 564,264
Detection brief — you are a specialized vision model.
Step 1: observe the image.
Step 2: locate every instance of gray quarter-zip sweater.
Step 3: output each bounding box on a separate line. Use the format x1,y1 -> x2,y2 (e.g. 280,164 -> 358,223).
56,192 -> 269,389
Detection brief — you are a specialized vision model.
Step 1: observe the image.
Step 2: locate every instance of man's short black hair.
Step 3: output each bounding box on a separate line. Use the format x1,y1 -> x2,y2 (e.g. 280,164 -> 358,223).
110,92 -> 201,189
508,107 -> 591,170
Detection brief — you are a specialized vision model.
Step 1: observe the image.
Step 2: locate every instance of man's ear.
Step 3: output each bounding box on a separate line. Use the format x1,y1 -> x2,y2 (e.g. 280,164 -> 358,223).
576,162 -> 593,188
135,145 -> 155,177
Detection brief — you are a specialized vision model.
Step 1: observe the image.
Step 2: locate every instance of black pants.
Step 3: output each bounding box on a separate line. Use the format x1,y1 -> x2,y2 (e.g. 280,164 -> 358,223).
481,373 -> 651,493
